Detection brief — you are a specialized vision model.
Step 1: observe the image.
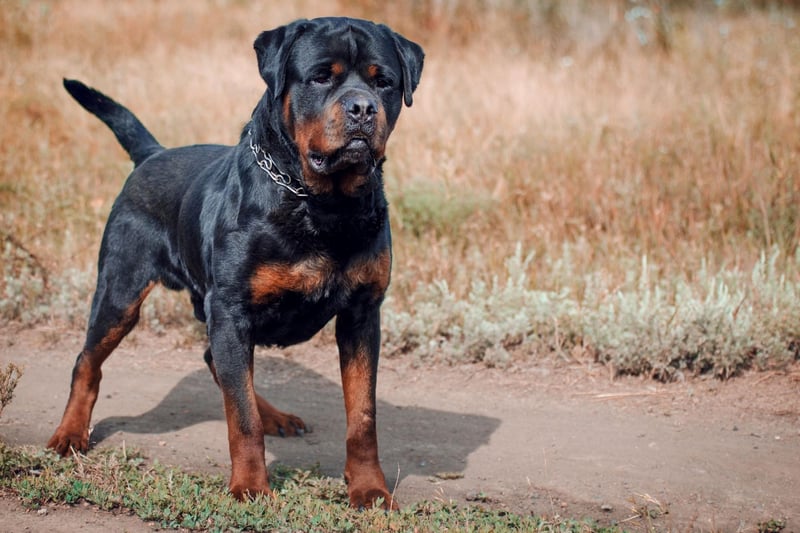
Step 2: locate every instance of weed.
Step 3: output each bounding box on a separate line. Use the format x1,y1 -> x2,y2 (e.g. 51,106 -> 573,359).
625,492 -> 668,525
758,518 -> 787,533
0,362 -> 23,418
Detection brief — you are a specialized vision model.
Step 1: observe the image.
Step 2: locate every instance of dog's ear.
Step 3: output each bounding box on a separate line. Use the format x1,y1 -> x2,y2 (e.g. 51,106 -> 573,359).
254,20 -> 309,100
385,29 -> 424,107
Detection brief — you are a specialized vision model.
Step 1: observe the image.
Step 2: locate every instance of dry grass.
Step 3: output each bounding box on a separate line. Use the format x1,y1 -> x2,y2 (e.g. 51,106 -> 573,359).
2,1 -> 799,377
387,2 -> 800,299
0,363 -> 23,418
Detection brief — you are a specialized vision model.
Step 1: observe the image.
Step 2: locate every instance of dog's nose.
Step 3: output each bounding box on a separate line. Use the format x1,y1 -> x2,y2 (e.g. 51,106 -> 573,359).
344,95 -> 377,123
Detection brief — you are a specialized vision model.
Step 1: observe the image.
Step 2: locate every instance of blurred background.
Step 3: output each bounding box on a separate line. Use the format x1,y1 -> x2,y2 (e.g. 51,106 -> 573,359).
2,1 -> 799,378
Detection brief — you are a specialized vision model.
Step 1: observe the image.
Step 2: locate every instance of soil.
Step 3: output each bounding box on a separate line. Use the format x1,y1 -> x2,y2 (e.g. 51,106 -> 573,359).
1,325 -> 798,532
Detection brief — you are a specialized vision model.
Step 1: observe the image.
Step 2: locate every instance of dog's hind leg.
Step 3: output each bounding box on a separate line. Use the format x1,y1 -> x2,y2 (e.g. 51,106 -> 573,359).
203,348 -> 306,438
48,231 -> 158,456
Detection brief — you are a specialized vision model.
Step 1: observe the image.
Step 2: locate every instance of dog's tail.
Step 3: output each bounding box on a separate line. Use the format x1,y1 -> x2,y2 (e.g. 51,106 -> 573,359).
63,79 -> 164,167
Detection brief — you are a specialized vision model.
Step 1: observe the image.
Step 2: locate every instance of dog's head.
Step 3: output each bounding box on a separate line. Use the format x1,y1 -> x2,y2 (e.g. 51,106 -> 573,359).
254,17 -> 424,196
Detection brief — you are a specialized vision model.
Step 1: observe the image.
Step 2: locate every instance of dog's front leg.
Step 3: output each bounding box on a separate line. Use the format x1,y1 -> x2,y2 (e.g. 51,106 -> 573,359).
208,303 -> 270,500
335,300 -> 396,510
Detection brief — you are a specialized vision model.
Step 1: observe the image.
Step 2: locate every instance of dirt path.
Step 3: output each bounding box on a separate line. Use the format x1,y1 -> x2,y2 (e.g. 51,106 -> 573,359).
1,325 -> 798,531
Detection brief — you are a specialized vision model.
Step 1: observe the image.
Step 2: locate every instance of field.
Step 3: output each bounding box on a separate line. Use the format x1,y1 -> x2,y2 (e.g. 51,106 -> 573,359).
1,0 -> 800,530
3,0 -> 800,377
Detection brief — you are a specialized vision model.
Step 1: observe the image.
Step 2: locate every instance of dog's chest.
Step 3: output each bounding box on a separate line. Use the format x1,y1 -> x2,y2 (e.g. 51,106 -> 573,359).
246,251 -> 389,346
249,251 -> 390,307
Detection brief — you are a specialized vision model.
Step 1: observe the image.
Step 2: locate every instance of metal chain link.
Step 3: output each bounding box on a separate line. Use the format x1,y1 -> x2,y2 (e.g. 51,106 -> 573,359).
248,131 -> 308,197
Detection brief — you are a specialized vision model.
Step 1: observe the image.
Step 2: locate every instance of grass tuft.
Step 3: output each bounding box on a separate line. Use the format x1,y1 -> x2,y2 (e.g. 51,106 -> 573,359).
391,178 -> 492,238
0,362 -> 23,418
0,443 -> 615,532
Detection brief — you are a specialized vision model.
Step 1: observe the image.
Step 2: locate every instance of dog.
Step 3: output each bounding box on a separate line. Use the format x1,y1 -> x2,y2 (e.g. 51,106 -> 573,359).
47,17 -> 423,510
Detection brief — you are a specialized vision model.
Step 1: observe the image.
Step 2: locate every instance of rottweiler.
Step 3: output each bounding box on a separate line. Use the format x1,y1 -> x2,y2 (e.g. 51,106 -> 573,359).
47,17 -> 423,510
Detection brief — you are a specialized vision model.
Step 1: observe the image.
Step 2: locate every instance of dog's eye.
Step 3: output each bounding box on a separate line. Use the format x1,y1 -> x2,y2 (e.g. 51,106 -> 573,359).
310,70 -> 333,86
375,76 -> 394,89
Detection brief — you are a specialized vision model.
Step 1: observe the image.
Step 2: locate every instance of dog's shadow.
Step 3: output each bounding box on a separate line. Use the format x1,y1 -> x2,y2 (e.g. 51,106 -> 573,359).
92,353 -> 499,482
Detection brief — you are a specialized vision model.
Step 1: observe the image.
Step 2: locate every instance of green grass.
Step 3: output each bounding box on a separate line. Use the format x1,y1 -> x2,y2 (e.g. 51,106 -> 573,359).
0,443 -> 614,532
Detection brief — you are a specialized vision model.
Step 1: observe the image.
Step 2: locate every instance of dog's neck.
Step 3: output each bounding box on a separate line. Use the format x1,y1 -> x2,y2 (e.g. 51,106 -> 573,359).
242,93 -> 388,253
247,129 -> 308,197
245,94 -> 306,195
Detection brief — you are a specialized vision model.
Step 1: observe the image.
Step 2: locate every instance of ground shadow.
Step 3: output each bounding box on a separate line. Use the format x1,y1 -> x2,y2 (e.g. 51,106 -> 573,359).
92,353 -> 500,483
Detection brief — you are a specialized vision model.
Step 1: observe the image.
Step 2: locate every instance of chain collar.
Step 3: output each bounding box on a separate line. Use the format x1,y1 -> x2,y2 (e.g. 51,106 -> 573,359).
248,130 -> 308,197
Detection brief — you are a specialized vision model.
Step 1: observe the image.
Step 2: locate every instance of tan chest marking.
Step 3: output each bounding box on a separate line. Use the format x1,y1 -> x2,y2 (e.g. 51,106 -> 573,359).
249,249 -> 391,305
250,256 -> 333,304
344,249 -> 391,298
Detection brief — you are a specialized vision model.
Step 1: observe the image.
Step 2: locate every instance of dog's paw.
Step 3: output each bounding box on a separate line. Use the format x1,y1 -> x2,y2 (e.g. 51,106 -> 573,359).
264,411 -> 307,438
255,394 -> 308,437
46,428 -> 89,456
228,482 -> 274,501
348,485 -> 398,511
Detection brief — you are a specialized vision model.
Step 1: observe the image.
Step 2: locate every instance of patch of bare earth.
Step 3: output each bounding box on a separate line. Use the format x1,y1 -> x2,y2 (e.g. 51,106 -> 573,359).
1,325 -> 798,531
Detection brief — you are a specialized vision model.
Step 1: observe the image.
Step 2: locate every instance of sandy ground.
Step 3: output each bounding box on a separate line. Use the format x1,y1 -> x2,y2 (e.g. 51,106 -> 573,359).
1,325 -> 798,532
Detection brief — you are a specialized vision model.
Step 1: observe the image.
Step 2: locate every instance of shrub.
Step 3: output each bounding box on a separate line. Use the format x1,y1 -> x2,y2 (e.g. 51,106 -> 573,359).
0,362 -> 23,418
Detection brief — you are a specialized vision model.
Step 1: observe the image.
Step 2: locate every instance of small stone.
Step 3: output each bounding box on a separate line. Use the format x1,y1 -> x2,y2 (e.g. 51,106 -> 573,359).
37,508 -> 48,516
600,503 -> 614,512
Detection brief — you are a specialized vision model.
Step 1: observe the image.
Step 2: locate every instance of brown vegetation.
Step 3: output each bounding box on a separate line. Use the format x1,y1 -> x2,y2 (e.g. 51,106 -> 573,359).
1,1 -> 799,376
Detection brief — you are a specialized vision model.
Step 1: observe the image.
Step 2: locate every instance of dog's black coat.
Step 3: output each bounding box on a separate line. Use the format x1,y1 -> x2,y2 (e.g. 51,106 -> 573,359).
49,17 -> 423,508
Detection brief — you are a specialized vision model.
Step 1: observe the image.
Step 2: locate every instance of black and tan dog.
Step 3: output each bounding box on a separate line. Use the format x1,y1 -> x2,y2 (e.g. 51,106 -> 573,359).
47,17 -> 423,509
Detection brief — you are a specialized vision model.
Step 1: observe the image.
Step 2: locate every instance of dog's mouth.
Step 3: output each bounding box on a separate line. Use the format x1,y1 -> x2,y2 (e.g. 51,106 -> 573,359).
307,138 -> 376,176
